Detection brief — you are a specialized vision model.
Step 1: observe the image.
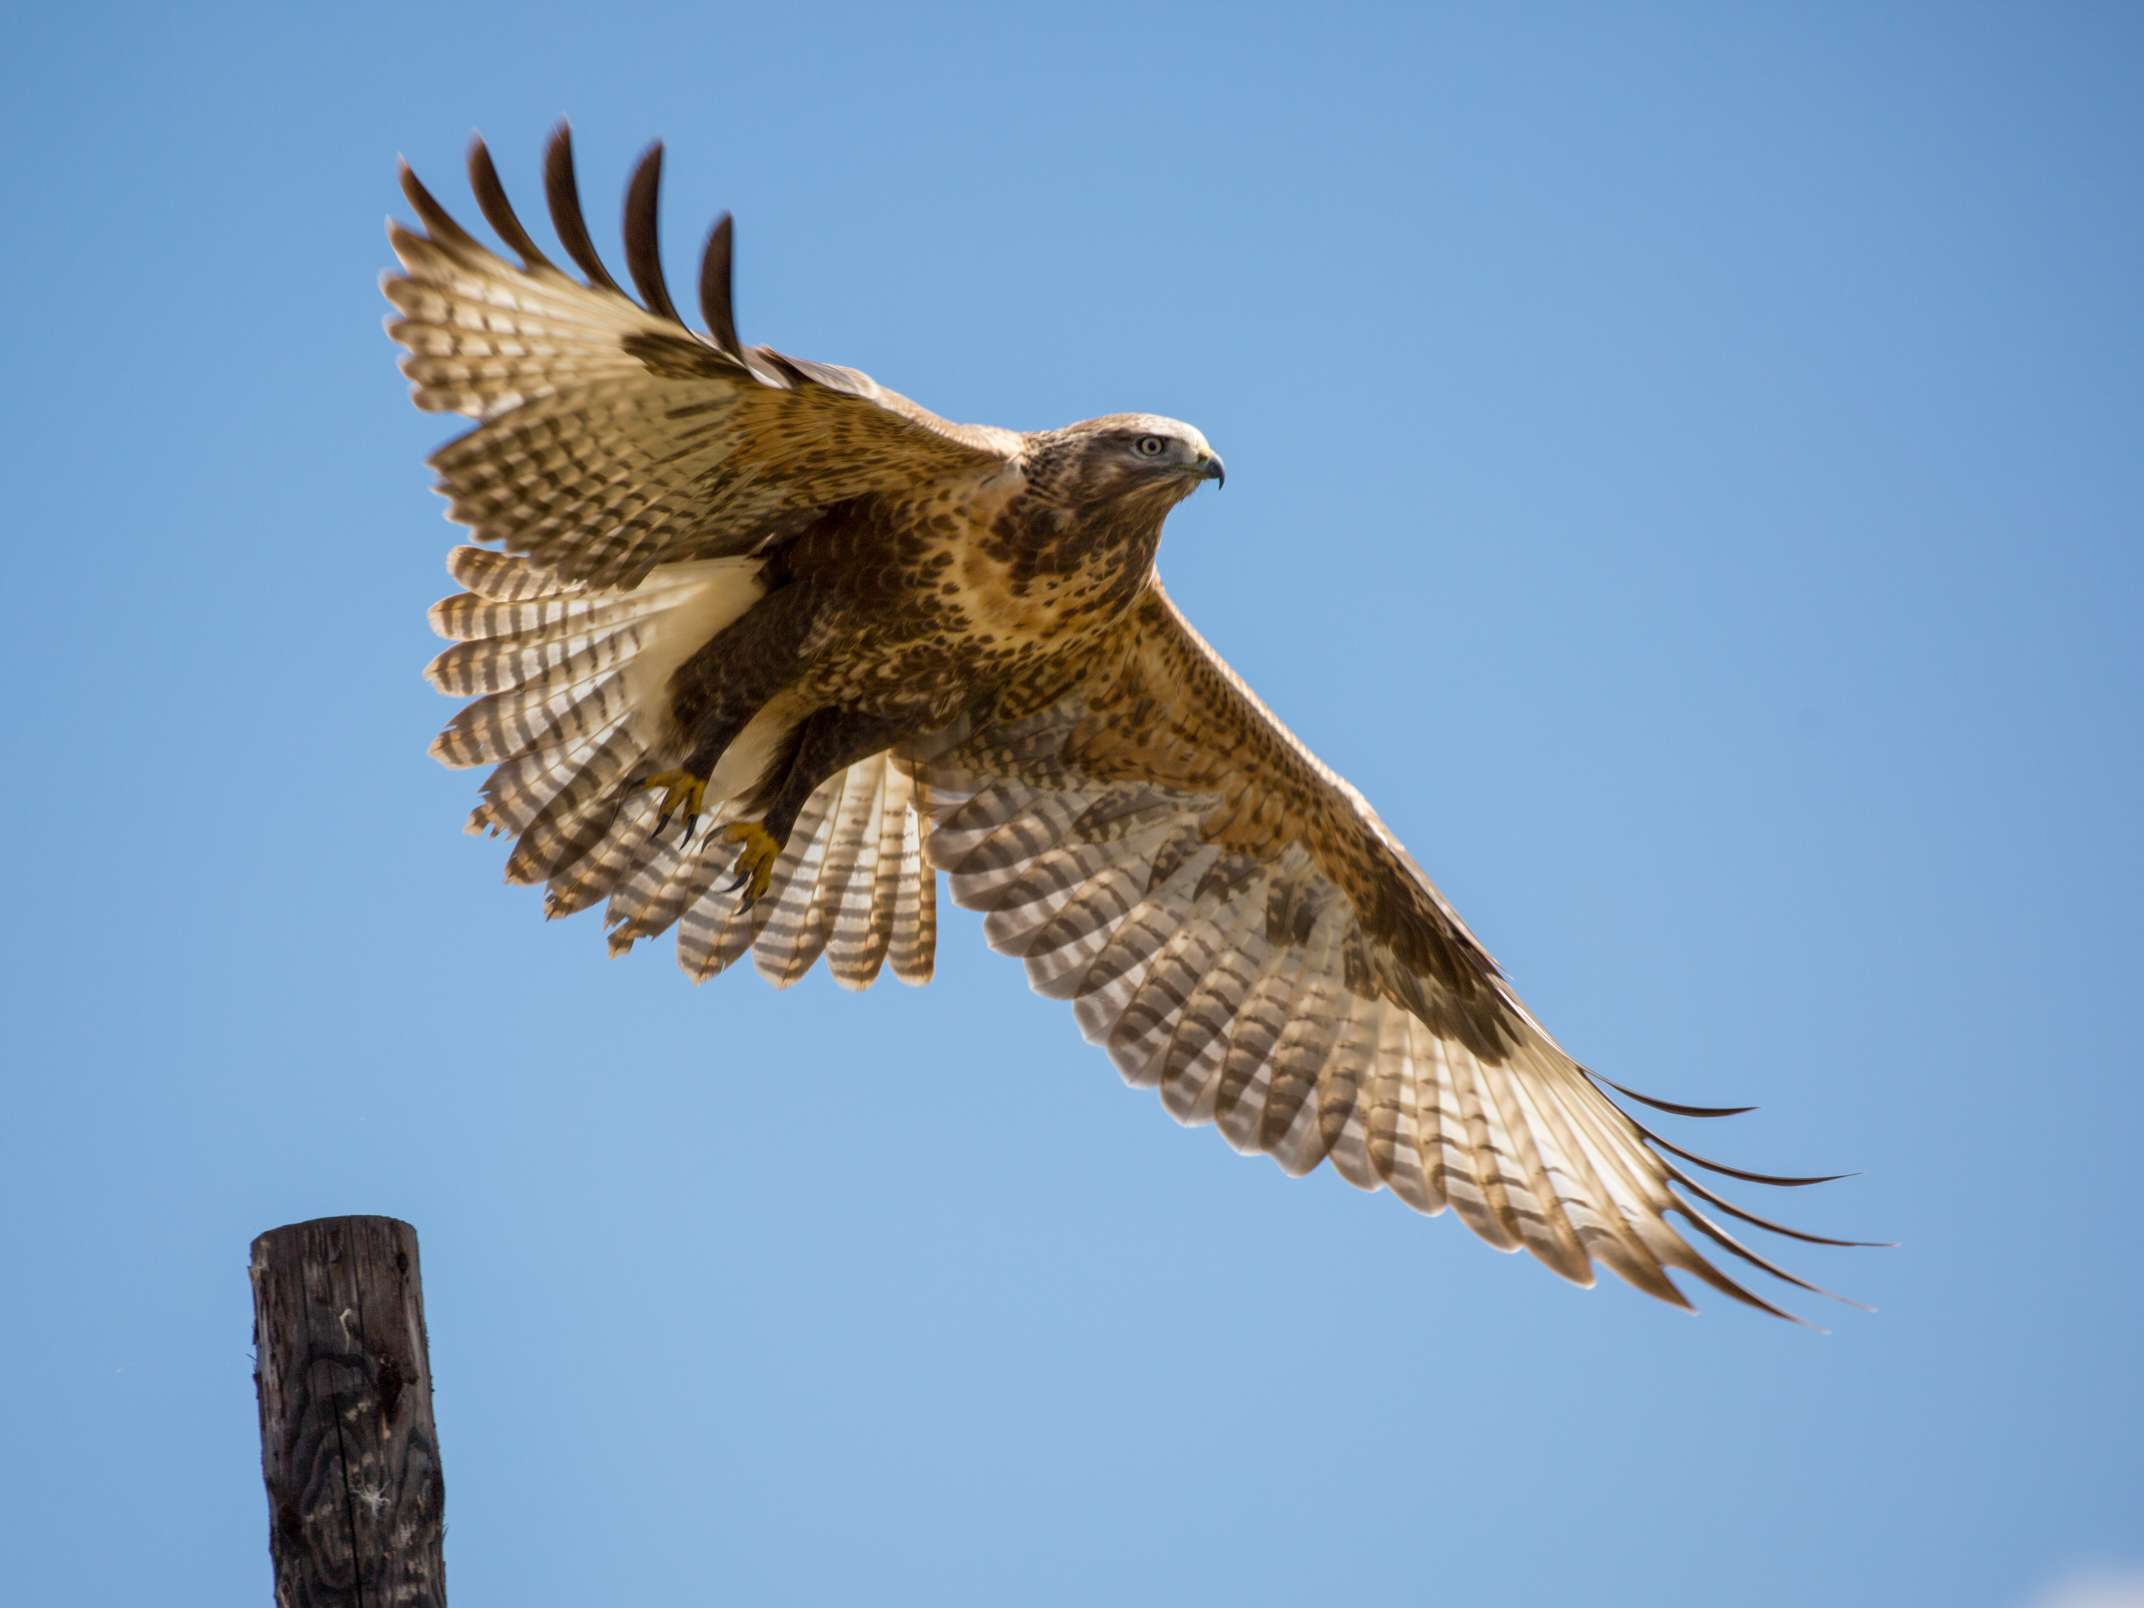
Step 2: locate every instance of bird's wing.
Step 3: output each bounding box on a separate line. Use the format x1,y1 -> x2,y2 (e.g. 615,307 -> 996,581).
916,586 -> 1871,1320
383,125 -> 1018,589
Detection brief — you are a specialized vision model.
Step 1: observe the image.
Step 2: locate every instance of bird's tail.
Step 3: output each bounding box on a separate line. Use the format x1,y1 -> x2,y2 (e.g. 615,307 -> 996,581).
423,545 -> 936,988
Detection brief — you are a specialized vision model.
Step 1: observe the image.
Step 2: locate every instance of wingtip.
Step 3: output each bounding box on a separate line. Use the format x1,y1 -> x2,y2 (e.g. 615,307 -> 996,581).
698,211 -> 744,358
622,138 -> 683,323
1674,1198 -> 1865,1318
542,119 -> 623,293
1586,1068 -> 1758,1118
396,158 -> 433,212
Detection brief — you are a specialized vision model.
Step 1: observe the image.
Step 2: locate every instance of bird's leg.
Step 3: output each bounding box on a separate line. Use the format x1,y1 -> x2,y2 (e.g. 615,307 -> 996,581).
636,701 -> 760,845
643,769 -> 708,840
629,583 -> 820,846
723,706 -> 912,908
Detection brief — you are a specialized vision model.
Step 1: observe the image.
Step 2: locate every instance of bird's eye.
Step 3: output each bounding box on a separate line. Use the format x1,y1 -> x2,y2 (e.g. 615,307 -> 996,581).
1134,435 -> 1167,458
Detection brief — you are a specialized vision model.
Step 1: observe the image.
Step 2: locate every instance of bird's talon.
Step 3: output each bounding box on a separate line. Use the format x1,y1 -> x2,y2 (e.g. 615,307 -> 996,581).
719,820 -> 782,908
638,769 -> 708,843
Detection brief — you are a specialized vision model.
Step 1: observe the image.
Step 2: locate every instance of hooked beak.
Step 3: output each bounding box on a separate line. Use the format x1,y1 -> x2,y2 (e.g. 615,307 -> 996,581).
1198,450 -> 1226,488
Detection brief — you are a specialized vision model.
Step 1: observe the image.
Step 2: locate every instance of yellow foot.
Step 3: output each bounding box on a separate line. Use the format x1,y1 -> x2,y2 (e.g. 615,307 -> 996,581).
720,820 -> 783,908
638,769 -> 708,842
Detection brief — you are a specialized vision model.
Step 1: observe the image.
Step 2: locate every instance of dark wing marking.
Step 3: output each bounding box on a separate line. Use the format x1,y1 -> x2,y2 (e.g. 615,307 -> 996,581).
917,586 -> 1875,1322
384,123 -> 1019,588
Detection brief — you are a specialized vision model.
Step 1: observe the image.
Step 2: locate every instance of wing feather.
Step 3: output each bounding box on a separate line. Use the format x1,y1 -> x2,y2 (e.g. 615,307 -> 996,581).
919,585 -> 1867,1319
385,126 -> 1018,589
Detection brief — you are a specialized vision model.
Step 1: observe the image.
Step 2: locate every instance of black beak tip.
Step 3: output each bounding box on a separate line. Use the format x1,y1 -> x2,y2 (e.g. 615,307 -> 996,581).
1204,454 -> 1226,488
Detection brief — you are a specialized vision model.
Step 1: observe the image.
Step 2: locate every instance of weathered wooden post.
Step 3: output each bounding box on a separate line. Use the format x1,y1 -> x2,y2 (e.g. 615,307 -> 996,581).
250,1216 -> 447,1606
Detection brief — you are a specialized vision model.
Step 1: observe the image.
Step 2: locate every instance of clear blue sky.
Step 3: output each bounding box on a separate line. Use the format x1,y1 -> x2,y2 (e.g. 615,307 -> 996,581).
4,4 -> 2139,1604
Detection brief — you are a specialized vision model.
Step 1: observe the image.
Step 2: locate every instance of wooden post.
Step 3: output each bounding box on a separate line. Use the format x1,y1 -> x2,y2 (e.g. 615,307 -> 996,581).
250,1216 -> 448,1606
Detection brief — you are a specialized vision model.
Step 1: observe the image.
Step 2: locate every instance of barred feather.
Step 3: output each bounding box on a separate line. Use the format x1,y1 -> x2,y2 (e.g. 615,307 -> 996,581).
425,619 -> 644,699
543,789 -> 661,919
1315,997 -> 1383,1192
1156,897 -> 1275,1126
887,790 -> 935,985
605,833 -> 711,957
752,780 -> 842,988
826,762 -> 900,988
816,761 -> 889,986
418,524 -> 939,989
916,588 -> 1873,1322
430,672 -> 630,769
385,126 -> 1014,589
446,544 -> 573,600
502,724 -> 644,886
677,875 -> 758,983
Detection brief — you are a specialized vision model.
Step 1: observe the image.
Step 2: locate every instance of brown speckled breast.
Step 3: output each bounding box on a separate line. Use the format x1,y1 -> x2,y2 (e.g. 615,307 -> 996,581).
783,463 -> 1165,730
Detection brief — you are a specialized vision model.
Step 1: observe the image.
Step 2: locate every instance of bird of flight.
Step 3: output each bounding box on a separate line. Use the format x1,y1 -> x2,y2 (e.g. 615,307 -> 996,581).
384,126 -> 1872,1323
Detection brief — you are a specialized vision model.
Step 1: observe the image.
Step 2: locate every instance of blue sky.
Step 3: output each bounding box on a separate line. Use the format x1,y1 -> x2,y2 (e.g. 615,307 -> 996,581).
3,3 -> 2140,1603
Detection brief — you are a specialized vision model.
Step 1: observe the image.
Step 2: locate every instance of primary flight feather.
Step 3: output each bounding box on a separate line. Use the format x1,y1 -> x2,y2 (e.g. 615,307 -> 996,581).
384,125 -> 1872,1322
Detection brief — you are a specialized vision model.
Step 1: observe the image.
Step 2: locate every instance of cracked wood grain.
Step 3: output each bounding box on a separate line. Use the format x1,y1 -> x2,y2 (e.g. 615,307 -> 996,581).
250,1217 -> 447,1606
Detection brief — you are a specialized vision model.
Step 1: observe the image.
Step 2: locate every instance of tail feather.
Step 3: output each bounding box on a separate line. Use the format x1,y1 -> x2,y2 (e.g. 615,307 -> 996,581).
817,764 -> 891,987
752,779 -> 844,987
447,544 -> 572,600
425,546 -> 938,989
545,791 -> 663,918
502,723 -> 646,886
887,779 -> 936,985
426,619 -> 645,699
430,671 -> 631,769
606,834 -> 719,956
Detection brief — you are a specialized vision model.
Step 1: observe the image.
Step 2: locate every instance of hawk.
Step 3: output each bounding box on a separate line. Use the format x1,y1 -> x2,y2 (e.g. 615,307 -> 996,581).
384,126 -> 1871,1322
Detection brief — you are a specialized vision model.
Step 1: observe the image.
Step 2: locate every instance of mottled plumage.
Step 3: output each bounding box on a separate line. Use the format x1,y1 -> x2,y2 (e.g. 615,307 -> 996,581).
384,126 -> 1874,1322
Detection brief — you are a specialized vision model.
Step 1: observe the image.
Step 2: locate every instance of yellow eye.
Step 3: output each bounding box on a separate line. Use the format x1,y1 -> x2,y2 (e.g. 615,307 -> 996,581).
1135,435 -> 1167,458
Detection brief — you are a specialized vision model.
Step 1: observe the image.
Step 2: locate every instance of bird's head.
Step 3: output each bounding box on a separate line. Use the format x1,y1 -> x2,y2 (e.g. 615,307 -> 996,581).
1030,413 -> 1225,513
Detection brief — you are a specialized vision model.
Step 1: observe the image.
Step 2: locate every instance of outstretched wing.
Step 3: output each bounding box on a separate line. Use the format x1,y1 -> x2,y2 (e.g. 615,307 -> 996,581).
383,125 -> 1018,589
918,587 -> 1874,1321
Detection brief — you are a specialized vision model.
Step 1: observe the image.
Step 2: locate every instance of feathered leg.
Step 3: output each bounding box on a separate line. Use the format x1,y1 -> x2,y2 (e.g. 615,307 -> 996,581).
636,583 -> 821,838
724,707 -> 913,906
